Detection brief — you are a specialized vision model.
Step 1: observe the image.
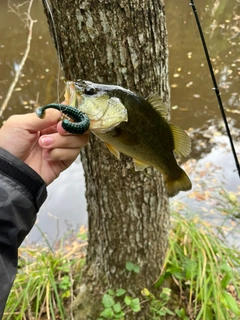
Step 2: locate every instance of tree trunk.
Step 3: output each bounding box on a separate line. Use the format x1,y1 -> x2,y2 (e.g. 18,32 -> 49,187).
42,0 -> 170,318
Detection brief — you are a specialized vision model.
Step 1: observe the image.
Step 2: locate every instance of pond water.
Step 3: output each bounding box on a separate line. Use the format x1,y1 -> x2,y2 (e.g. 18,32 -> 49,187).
0,0 -> 239,246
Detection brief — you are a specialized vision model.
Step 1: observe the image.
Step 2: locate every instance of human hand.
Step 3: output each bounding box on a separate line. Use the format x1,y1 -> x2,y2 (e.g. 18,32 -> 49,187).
0,109 -> 89,185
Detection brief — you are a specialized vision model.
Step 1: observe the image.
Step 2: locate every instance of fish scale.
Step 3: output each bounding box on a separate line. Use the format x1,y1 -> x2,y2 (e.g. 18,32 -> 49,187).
64,80 -> 192,197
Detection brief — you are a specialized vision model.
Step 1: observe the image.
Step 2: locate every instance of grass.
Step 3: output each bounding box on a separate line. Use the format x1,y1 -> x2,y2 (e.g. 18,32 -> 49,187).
3,190 -> 240,319
156,210 -> 240,319
3,228 -> 87,320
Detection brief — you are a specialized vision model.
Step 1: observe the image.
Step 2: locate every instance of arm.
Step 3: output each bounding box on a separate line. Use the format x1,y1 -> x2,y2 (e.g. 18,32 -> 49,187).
0,148 -> 47,317
0,109 -> 89,318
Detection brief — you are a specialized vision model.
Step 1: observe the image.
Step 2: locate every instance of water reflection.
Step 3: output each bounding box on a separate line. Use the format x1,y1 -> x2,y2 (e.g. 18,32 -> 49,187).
0,0 -> 239,244
25,157 -> 87,245
0,0 -> 63,122
167,0 -> 240,130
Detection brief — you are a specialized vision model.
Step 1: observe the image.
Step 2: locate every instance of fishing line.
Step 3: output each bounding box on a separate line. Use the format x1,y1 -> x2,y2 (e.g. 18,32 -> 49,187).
43,0 -> 61,105
189,0 -> 240,179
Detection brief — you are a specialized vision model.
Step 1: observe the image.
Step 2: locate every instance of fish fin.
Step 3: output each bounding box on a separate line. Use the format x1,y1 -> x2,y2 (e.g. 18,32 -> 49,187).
146,93 -> 169,121
105,143 -> 120,159
170,124 -> 191,157
133,159 -> 149,171
165,168 -> 192,197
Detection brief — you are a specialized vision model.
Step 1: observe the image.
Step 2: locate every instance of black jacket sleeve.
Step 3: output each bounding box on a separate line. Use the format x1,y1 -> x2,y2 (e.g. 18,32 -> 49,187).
0,148 -> 47,319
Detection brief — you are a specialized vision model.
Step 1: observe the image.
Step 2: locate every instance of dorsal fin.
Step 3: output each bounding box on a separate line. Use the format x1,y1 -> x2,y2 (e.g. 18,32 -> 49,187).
170,124 -> 191,157
146,93 -> 169,121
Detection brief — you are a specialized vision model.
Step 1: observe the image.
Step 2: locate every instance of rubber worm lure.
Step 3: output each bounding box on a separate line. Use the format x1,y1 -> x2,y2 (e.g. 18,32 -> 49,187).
36,103 -> 90,134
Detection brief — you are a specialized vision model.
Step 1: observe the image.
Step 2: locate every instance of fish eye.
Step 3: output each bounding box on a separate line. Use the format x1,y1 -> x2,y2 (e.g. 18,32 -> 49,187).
84,87 -> 96,95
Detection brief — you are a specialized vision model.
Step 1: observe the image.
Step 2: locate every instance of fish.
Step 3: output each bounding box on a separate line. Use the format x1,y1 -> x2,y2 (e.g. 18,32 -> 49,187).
64,80 -> 192,197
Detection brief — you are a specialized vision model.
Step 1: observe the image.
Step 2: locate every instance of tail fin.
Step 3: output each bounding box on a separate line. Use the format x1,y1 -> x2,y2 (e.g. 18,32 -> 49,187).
165,169 -> 192,197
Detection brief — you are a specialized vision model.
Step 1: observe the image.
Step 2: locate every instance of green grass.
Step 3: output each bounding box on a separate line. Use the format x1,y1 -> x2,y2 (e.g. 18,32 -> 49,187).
156,209 -> 240,319
3,232 -> 86,320
3,191 -> 240,319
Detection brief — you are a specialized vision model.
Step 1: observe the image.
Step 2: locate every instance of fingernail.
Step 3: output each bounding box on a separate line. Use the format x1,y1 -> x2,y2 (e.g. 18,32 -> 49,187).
41,136 -> 54,147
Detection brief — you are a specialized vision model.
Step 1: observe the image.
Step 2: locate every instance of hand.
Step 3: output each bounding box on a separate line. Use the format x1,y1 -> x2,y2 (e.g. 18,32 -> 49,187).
0,109 -> 89,185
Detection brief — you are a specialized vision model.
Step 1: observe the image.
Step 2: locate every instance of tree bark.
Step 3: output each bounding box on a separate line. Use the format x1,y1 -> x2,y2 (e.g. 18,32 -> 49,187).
42,0 -> 170,318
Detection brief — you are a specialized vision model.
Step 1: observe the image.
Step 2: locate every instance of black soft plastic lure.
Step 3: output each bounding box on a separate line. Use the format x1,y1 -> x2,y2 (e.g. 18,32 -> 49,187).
36,103 -> 90,134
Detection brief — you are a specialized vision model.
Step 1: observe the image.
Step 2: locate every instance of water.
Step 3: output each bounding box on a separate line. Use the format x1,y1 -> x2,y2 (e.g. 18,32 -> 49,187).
0,0 -> 239,245
167,0 -> 240,131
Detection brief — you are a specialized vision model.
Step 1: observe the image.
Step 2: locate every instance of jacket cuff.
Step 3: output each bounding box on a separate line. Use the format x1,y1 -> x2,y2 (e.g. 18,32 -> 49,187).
0,147 -> 47,210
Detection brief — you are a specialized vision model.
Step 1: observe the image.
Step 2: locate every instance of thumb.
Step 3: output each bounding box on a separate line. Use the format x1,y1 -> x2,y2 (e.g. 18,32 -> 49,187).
14,109 -> 62,132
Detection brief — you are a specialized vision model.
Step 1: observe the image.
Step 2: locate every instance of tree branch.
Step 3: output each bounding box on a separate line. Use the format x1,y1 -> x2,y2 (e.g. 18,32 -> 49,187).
0,0 -> 37,118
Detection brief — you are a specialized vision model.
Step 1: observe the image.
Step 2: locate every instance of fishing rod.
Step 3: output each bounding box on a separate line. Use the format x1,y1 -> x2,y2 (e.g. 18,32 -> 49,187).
189,0 -> 240,179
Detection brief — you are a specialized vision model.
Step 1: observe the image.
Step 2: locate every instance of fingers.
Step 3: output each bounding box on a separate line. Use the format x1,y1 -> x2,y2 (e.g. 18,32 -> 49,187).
6,109 -> 62,132
38,132 -> 89,161
5,110 -> 89,136
42,147 -> 82,163
39,132 -> 89,149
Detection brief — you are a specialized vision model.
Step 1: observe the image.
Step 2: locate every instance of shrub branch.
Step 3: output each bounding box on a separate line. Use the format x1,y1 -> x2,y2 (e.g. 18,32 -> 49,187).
0,0 -> 37,118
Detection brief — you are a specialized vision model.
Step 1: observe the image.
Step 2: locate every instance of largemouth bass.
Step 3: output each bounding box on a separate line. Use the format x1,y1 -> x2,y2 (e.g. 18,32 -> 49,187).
64,80 -> 192,197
